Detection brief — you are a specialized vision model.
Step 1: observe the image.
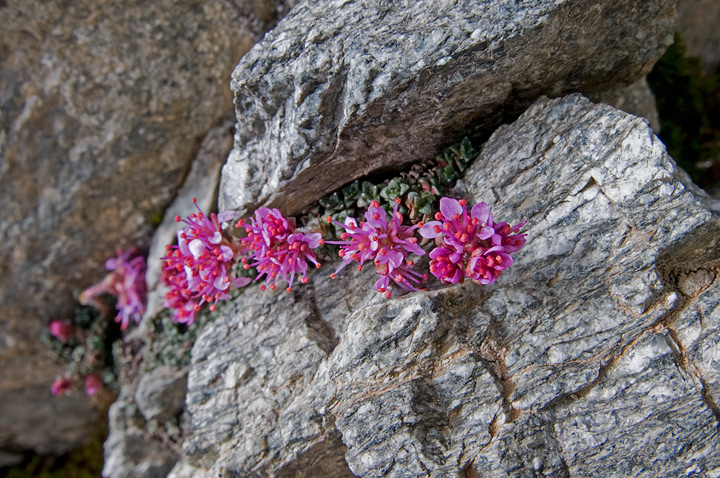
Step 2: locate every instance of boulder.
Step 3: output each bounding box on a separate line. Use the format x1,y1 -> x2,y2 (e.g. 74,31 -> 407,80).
220,0 -> 675,216
178,95 -> 720,476
0,0 -> 290,457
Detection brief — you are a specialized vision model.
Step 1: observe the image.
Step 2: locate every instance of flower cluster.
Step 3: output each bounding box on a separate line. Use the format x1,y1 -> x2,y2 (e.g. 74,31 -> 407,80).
325,199 -> 426,298
159,196 -> 525,322
236,208 -> 323,292
419,197 -> 526,285
161,199 -> 250,325
79,249 -> 147,330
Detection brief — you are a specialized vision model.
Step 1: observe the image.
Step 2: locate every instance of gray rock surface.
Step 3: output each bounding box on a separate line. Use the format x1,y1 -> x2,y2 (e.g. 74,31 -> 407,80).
178,94 -> 720,477
135,366 -> 189,424
104,388 -> 179,478
0,0 -> 290,455
220,0 -> 675,216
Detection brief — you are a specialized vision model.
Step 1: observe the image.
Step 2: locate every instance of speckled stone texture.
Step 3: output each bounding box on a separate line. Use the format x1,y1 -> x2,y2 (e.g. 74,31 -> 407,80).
220,0 -> 676,216
0,0 -> 292,458
177,95 -> 720,477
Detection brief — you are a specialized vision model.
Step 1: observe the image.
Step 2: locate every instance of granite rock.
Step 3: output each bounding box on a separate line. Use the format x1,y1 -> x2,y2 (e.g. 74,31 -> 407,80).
177,95 -> 720,477
220,0 -> 676,216
0,0 -> 290,456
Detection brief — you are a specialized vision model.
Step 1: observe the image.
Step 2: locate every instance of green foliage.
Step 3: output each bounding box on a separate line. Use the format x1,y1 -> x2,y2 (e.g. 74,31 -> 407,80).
142,310 -> 208,371
648,33 -> 720,187
302,138 -> 477,240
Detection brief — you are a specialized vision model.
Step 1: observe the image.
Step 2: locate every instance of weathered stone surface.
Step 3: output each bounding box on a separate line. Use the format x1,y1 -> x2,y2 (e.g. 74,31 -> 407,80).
135,366 -> 188,424
0,0 -> 289,455
677,0 -> 720,71
220,0 -> 675,216
104,388 -> 179,478
599,77 -> 661,132
179,95 -> 720,477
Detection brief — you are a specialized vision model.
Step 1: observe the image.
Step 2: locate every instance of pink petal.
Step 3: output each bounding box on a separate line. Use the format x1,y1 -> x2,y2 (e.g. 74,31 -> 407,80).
470,202 -> 490,224
419,221 -> 443,239
440,197 -> 462,219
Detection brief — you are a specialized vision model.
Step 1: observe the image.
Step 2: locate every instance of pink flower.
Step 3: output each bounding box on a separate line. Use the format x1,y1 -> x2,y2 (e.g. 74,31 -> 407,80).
80,249 -> 147,330
237,208 -> 323,292
51,377 -> 73,396
325,199 -> 426,298
419,197 -> 526,285
84,374 -> 103,396
49,320 -> 75,343
162,199 -> 250,324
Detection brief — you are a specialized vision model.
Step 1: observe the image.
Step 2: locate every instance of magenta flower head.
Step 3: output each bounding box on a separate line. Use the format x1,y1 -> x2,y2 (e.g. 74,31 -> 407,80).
49,319 -> 75,343
419,197 -> 526,285
84,374 -> 103,396
325,199 -> 426,298
79,249 -> 147,330
236,208 -> 323,292
162,199 -> 251,325
51,376 -> 73,396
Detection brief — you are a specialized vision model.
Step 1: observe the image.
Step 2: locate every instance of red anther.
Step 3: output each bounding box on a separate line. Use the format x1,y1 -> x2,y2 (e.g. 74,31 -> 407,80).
379,287 -> 386,292
338,250 -> 346,257
340,232 -> 348,239
423,273 -> 429,281
385,290 -> 391,299
372,235 -> 378,241
357,265 -> 363,271
435,212 -> 443,220
260,285 -> 266,291
315,263 -> 321,268
443,223 -> 450,231
460,233 -> 468,242
417,222 -> 424,228
330,273 -> 336,279
287,287 -> 292,292
373,213 -> 380,221
358,243 -> 365,251
269,284 -> 276,290
175,215 -> 181,222
193,304 -> 201,311
326,216 -> 332,223
433,225 -> 441,233
371,201 -> 379,207
407,260 -> 414,266
209,304 -> 216,311
471,218 -> 479,226
192,197 -> 197,204
165,244 -> 172,250
459,199 -> 467,206
395,274 -> 403,282
380,248 -> 387,256
453,213 -> 460,221
318,239 -> 325,245
395,197 -> 401,204
349,223 -> 356,230
301,277 -> 308,284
